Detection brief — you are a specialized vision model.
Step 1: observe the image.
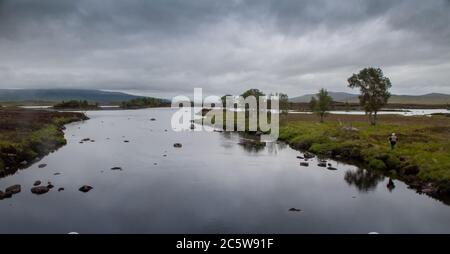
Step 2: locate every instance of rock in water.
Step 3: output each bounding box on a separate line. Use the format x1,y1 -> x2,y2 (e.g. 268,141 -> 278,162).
79,185 -> 93,193
111,167 -> 123,171
296,156 -> 304,159
47,182 -> 54,189
289,208 -> 302,212
317,162 -> 327,167
304,152 -> 315,159
58,188 -> 65,192
150,118 -> 156,121
300,162 -> 309,167
327,167 -> 338,171
5,184 -> 21,195
2,191 -> 12,199
174,143 -> 183,148
33,180 -> 41,186
38,164 -> 47,168
31,186 -> 50,195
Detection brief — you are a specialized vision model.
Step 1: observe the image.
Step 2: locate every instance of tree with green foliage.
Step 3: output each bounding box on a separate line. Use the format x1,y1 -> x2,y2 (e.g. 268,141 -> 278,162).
221,94 -> 232,108
278,93 -> 289,115
347,67 -> 392,125
309,89 -> 332,123
241,89 -> 265,99
241,89 -> 265,111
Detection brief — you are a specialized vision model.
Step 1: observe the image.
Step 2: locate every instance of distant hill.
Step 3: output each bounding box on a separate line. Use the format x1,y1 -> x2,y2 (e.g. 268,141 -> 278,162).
290,92 -> 357,103
0,89 -> 145,104
290,92 -> 450,105
374,93 -> 449,105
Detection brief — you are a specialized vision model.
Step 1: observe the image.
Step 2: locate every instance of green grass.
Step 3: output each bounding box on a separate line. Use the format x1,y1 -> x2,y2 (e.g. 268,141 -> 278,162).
0,108 -> 87,173
278,115 -> 450,183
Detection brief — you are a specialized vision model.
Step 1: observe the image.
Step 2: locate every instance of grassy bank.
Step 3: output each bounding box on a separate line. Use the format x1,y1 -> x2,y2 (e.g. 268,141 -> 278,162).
278,113 -> 450,197
0,108 -> 88,177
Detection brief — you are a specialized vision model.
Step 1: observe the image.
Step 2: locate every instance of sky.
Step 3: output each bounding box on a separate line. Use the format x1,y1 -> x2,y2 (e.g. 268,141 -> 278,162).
0,0 -> 449,98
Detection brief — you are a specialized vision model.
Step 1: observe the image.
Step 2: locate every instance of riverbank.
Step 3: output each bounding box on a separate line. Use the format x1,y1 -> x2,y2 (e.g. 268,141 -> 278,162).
0,108 -> 88,177
200,108 -> 450,203
278,113 -> 450,203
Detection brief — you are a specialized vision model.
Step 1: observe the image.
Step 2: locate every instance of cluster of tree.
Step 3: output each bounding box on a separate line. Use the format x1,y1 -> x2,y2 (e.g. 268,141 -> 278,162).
220,89 -> 290,115
53,100 -> 99,109
310,67 -> 391,125
121,97 -> 169,109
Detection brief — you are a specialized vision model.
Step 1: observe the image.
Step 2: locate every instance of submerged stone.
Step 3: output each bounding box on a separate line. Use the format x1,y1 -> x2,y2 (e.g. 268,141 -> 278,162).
31,186 -> 50,195
5,184 -> 21,195
79,185 -> 93,193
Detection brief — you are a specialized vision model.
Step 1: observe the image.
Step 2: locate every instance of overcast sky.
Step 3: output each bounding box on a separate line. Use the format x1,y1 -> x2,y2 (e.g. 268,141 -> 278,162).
0,0 -> 449,97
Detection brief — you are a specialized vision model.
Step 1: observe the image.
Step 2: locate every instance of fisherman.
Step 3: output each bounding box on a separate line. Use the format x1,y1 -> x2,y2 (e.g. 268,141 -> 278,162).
388,133 -> 398,150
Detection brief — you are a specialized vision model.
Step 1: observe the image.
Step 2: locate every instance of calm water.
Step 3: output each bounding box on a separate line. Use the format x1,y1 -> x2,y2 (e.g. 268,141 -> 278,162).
1,108 -> 449,233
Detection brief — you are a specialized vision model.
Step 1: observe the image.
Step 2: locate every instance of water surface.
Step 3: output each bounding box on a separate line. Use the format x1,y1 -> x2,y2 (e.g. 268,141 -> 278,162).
1,108 -> 449,233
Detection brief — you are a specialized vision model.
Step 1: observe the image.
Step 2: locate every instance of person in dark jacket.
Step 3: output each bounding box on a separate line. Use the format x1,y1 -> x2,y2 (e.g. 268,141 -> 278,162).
389,133 -> 398,150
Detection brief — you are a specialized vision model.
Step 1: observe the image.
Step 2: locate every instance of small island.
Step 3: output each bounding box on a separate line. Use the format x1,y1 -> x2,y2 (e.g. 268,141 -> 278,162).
120,97 -> 170,109
53,100 -> 100,110
0,107 -> 88,177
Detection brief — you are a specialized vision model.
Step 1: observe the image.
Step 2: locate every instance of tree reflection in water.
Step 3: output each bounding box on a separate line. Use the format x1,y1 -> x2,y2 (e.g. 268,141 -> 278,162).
344,168 -> 385,192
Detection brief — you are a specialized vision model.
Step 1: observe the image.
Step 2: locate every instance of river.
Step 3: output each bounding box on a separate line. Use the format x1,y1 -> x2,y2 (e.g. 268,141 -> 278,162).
0,108 -> 449,233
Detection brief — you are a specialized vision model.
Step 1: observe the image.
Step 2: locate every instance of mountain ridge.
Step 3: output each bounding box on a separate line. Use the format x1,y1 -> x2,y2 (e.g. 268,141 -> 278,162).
290,92 -> 450,105
0,89 -> 154,104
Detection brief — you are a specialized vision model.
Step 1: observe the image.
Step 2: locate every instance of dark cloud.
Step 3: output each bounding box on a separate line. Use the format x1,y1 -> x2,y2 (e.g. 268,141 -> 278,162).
0,0 -> 449,96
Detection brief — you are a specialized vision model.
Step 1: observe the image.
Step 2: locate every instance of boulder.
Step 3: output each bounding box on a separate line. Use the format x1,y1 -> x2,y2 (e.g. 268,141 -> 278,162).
317,162 -> 327,167
174,143 -> 183,148
296,156 -> 304,159
47,182 -> 54,189
300,162 -> 309,167
150,118 -> 156,121
327,167 -> 338,171
5,184 -> 21,195
33,180 -> 41,186
304,152 -> 315,159
31,186 -> 50,195
38,164 -> 47,168
58,188 -> 64,192
111,167 -> 123,171
79,185 -> 93,193
123,140 -> 130,143
289,208 -> 302,212
2,191 -> 12,198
